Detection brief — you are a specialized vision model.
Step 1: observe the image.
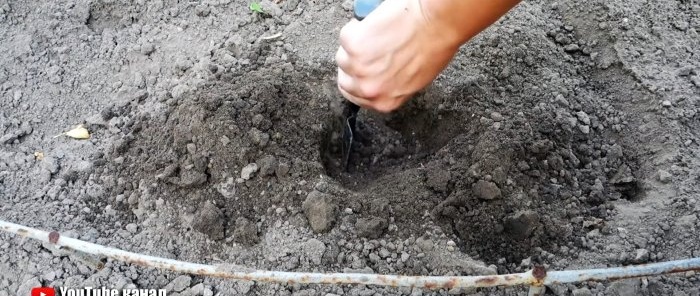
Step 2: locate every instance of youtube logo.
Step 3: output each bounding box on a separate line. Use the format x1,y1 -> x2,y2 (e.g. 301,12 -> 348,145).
31,287 -> 55,296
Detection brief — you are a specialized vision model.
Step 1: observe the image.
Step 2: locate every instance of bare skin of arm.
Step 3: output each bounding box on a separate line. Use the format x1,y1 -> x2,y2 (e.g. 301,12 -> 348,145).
335,0 -> 522,113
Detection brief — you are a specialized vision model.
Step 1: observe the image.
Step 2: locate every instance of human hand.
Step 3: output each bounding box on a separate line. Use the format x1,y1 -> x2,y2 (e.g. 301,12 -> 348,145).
335,0 -> 462,113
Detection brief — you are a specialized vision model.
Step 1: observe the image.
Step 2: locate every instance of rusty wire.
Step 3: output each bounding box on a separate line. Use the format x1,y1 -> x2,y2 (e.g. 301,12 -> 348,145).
1,220 -> 699,292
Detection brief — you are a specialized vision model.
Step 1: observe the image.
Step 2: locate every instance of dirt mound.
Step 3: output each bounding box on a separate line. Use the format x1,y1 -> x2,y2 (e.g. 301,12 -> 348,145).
96,55 -> 644,270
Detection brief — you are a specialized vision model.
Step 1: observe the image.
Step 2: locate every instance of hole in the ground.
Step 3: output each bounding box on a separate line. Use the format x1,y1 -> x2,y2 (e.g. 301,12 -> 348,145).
320,92 -> 464,190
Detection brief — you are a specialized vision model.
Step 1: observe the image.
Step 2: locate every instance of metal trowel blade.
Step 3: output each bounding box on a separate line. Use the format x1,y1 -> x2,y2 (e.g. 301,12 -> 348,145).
341,102 -> 360,171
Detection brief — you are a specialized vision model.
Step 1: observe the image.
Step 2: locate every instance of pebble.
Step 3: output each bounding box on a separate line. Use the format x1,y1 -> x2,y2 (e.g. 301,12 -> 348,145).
662,100 -> 672,107
17,277 -> 41,296
220,135 -> 230,146
505,210 -> 540,240
171,84 -> 191,100
42,157 -> 60,174
216,177 -> 237,199
634,248 -> 650,263
276,162 -> 290,177
203,288 -> 214,296
302,239 -> 326,265
572,288 -> 593,296
472,180 -> 502,200
369,253 -> 380,263
302,190 -> 337,233
578,124 -> 590,134
195,4 -> 211,17
258,155 -> 278,176
379,248 -> 391,258
555,94 -> 569,107
410,287 -> 423,296
249,128 -> 270,147
168,275 -> 192,292
416,236 -> 434,252
190,283 -> 204,295
232,217 -> 259,246
191,201 -> 225,240
125,223 -> 138,233
140,43 -> 155,55
355,217 -> 388,239
490,112 -> 503,122
241,163 -> 258,180
605,279 -> 640,295
564,44 -> 580,52
285,0 -> 300,10
576,111 -> 591,125
658,170 -> 672,183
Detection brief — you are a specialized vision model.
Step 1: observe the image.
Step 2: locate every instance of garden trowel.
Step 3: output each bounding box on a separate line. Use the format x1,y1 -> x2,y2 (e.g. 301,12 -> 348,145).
341,0 -> 383,171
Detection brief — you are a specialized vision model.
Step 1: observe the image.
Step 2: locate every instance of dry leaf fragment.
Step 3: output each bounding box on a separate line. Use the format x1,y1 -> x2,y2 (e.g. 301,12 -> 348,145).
34,152 -> 44,160
54,125 -> 90,139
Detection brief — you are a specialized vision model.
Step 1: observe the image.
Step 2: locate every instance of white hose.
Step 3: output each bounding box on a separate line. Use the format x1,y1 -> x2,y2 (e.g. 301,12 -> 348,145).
1,219 -> 699,292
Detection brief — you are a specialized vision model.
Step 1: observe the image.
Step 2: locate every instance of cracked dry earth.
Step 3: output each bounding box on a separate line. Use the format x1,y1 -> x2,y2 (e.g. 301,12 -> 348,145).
1,0 -> 699,296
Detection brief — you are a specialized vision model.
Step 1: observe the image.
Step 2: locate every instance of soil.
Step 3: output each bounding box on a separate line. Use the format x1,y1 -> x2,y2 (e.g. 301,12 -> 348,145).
1,0 -> 699,295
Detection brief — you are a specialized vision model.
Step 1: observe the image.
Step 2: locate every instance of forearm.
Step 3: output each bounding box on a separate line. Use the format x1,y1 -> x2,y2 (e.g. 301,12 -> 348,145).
420,0 -> 521,47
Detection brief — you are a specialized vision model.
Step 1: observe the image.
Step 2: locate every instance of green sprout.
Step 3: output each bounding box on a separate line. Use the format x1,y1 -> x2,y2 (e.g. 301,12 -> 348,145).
249,2 -> 265,14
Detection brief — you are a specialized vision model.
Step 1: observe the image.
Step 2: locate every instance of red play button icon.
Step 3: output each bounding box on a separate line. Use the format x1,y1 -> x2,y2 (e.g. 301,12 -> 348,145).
31,287 -> 55,296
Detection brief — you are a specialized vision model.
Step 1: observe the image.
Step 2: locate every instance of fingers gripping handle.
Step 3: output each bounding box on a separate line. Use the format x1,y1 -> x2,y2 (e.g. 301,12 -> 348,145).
354,0 -> 383,20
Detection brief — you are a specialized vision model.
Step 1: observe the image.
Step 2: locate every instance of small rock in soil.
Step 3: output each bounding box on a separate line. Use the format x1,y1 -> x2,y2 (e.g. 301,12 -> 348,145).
426,168 -> 451,193
42,157 -> 60,174
472,180 -> 502,200
249,128 -> 270,147
302,238 -> 326,265
285,0 -> 300,11
171,84 -> 191,100
576,111 -> 591,125
605,279 -> 641,296
504,210 -> 540,240
276,162 -> 290,177
140,43 -> 155,55
564,44 -> 580,52
610,164 -> 635,184
302,190 -> 337,233
191,201 -> 225,240
195,4 -> 210,17
572,288 -> 593,296
258,155 -> 278,176
490,112 -> 504,122
125,223 -> 137,234
416,235 -> 434,252
178,170 -> 208,187
232,217 -> 259,246
259,0 -> 283,17
166,275 -> 191,292
216,177 -> 237,198
17,277 -> 41,296
658,169 -> 672,183
633,248 -> 650,263
241,163 -> 258,180
355,216 -> 388,239
578,124 -> 590,134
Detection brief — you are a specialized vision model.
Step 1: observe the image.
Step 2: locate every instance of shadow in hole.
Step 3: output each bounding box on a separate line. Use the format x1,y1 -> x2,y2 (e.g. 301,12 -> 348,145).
319,88 -> 467,190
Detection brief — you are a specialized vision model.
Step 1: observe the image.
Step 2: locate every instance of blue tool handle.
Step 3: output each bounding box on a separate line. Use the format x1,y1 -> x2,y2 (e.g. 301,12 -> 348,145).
354,0 -> 383,20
